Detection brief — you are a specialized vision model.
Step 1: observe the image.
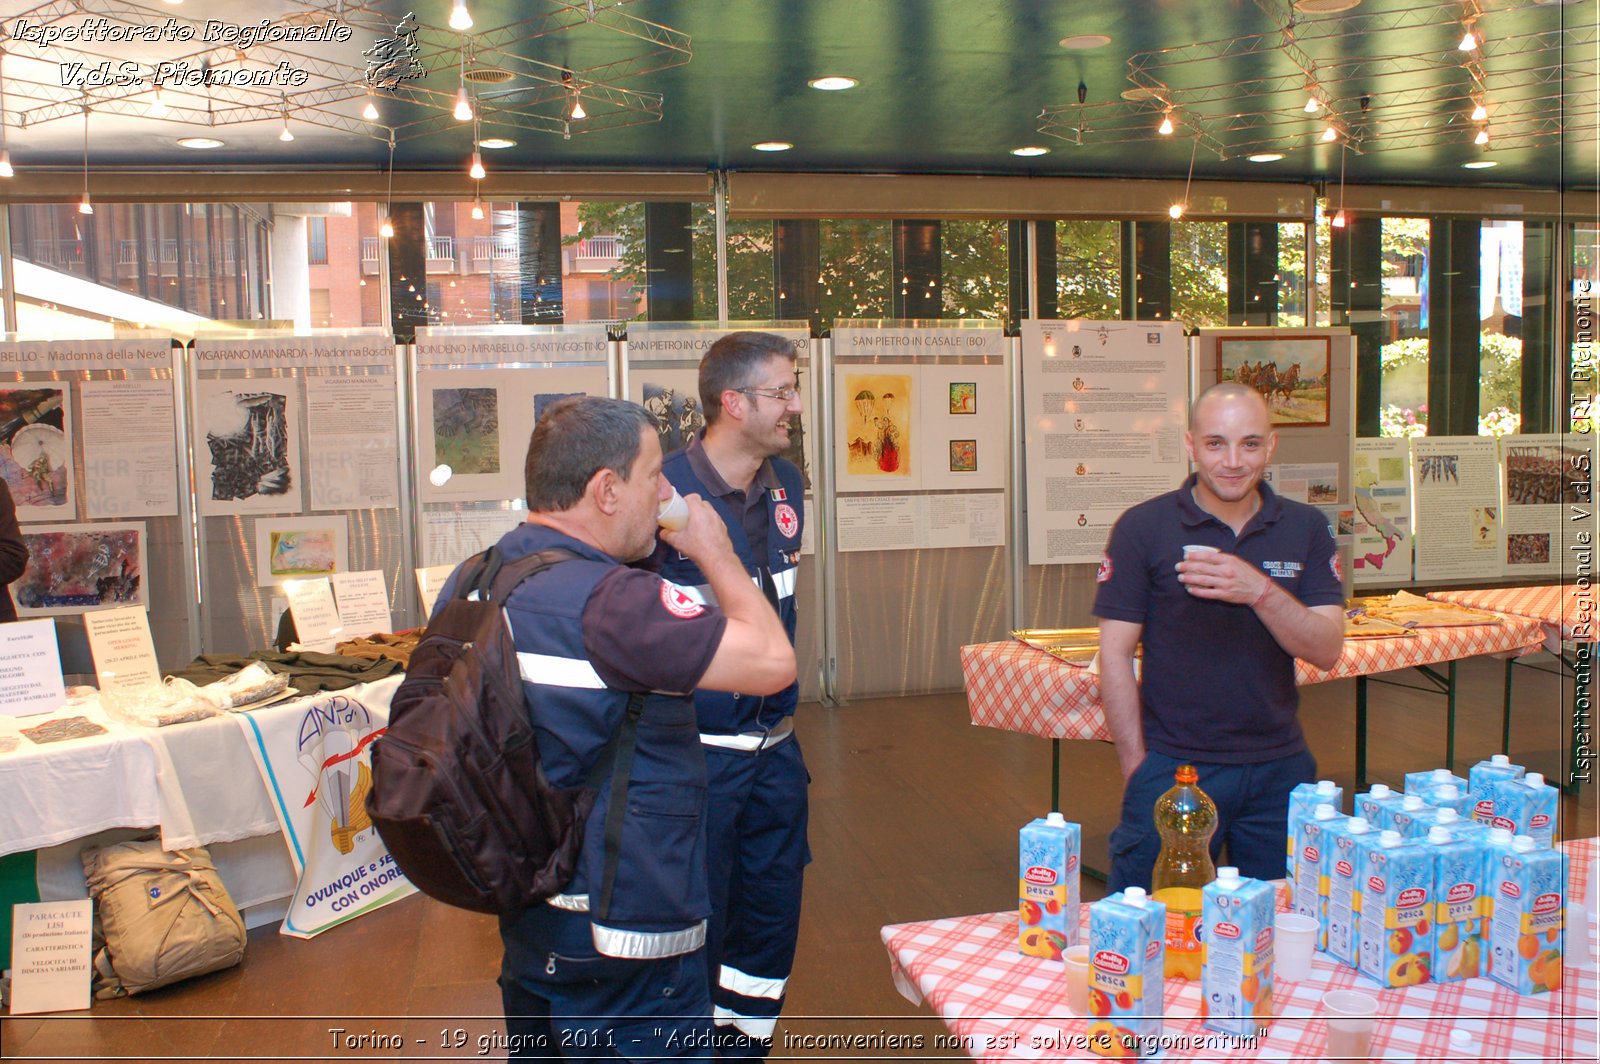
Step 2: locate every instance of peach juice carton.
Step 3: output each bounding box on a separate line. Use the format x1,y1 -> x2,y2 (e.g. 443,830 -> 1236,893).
1200,867 -> 1275,1038
1427,826 -> 1488,982
1389,794 -> 1433,839
1414,783 -> 1473,817
1354,784 -> 1406,832
1488,835 -> 1566,995
1413,805 -> 1487,841
1019,811 -> 1080,959
1087,887 -> 1166,1058
1322,815 -> 1373,969
1469,754 -> 1525,825
1405,767 -> 1467,796
1286,780 -> 1341,880
1292,803 -> 1344,949
1355,830 -> 1433,988
1489,773 -> 1559,849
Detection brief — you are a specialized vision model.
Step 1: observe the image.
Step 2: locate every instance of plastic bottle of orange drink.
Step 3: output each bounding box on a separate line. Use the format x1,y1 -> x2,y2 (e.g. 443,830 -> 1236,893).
1151,764 -> 1217,980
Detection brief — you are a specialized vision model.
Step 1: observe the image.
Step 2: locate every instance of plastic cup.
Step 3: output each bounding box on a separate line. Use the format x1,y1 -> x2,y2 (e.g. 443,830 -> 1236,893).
657,487 -> 689,531
1322,989 -> 1379,1062
1182,544 -> 1220,560
1274,912 -> 1318,982
1063,944 -> 1091,1016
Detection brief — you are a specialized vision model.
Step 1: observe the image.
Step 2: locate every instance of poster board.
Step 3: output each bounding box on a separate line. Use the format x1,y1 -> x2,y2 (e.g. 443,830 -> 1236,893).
1350,438 -> 1415,585
1500,433 -> 1595,578
1411,436 -> 1504,583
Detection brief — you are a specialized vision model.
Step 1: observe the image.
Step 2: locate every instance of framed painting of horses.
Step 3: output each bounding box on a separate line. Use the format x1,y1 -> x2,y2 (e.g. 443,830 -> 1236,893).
1216,336 -> 1331,427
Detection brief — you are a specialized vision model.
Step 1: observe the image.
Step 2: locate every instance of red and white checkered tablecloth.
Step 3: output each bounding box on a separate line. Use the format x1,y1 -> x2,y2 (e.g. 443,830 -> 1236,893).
1429,584 -> 1593,643
963,618 -> 1548,742
882,839 -> 1598,1064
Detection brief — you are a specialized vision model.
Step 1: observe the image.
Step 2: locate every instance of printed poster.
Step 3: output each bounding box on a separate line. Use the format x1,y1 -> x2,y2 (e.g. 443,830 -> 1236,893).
1411,436 -> 1503,582
842,372 -> 913,482
79,381 -> 180,519
1351,438 -> 1413,585
1021,320 -> 1189,565
234,685 -> 415,938
13,523 -> 146,616
193,378 -> 303,516
0,386 -> 74,521
255,515 -> 351,588
1500,433 -> 1595,577
304,375 -> 400,511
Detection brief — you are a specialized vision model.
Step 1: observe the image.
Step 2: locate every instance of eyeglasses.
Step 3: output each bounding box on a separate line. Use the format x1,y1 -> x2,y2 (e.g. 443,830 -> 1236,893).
736,385 -> 800,403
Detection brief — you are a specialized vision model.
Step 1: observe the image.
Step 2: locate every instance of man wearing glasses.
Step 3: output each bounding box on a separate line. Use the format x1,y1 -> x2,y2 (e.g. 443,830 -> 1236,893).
653,331 -> 807,1058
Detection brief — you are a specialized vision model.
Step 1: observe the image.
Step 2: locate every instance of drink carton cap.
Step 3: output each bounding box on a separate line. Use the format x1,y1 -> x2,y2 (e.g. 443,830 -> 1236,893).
1370,783 -> 1391,798
1380,829 -> 1403,847
1488,827 -> 1514,845
1349,817 -> 1371,833
1492,754 -> 1510,766
1448,1030 -> 1474,1050
1315,803 -> 1339,820
1432,768 -> 1453,782
1512,834 -> 1538,852
1216,865 -> 1240,883
1427,826 -> 1453,845
1123,886 -> 1148,906
1175,765 -> 1198,784
1316,780 -> 1337,794
1436,784 -> 1460,799
1046,811 -> 1067,827
1525,772 -> 1545,788
1436,808 -> 1461,823
1402,795 -> 1425,810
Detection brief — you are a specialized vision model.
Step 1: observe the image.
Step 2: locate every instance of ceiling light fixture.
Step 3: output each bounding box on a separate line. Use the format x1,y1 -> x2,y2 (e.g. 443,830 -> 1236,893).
78,102 -> 93,215
1463,159 -> 1497,169
278,95 -> 295,141
449,0 -> 473,31
1304,93 -> 1321,114
1474,126 -> 1490,145
808,76 -> 858,91
1470,98 -> 1488,122
1322,123 -> 1339,142
478,137 -> 515,149
1011,145 -> 1050,157
1248,153 -> 1285,162
362,91 -> 380,122
1158,111 -> 1175,136
454,84 -> 473,122
379,131 -> 395,239
1331,142 -> 1348,228
469,150 -> 485,180
177,136 -> 224,149
148,87 -> 170,118
471,191 -> 485,220
560,70 -> 586,121
0,151 -> 11,179
1458,22 -> 1478,51
752,141 -> 793,151
1058,34 -> 1112,50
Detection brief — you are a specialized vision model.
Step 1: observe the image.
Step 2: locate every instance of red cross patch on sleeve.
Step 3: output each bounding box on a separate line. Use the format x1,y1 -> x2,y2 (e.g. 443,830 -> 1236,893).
1096,552 -> 1113,583
660,581 -> 706,619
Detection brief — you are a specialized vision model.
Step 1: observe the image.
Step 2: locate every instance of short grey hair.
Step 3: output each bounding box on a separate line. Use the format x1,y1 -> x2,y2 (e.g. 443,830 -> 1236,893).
525,396 -> 654,511
699,331 -> 799,426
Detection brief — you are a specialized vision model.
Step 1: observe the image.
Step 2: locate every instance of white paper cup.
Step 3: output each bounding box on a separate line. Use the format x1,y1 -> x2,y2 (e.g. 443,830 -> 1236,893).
1063,944 -> 1091,1017
657,487 -> 689,531
1182,544 -> 1220,560
1322,989 -> 1379,1062
1274,912 -> 1319,982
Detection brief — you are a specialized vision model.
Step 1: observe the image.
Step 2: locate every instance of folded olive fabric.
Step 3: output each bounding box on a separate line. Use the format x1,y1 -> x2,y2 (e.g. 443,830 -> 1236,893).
168,650 -> 402,691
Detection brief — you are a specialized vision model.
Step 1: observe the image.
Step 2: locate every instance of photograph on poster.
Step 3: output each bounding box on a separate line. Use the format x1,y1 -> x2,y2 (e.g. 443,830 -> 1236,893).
431,388 -> 500,475
948,382 -> 976,415
14,524 -> 145,615
642,381 -> 706,456
202,388 -> 295,502
949,440 -> 977,472
0,387 -> 70,514
1308,479 -> 1338,503
1472,506 -> 1497,548
255,515 -> 349,586
1505,443 -> 1586,505
845,374 -> 912,477
534,392 -> 583,424
1417,454 -> 1460,484
1507,532 -> 1551,565
1216,336 -> 1331,426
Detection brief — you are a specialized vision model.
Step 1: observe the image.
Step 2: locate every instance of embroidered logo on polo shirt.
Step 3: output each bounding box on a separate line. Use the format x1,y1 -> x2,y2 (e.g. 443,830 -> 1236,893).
1096,552 -> 1113,583
660,581 -> 706,619
770,487 -> 787,502
1261,560 -> 1303,580
1330,553 -> 1343,581
774,502 -> 799,539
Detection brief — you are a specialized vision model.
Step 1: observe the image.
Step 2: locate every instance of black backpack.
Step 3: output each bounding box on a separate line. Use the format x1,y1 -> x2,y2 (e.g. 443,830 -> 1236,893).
367,546 -> 642,915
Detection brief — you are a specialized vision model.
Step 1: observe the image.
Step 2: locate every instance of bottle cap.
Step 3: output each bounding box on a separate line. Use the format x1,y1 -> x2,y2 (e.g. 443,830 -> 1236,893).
1316,780 -> 1337,794
1428,826 -> 1453,845
1315,803 -> 1339,820
1437,808 -> 1461,823
1432,768 -> 1453,782
1492,754 -> 1510,766
1216,865 -> 1240,882
1380,829 -> 1403,847
1124,886 -> 1148,906
1513,834 -> 1538,852
1448,1030 -> 1474,1050
1046,811 -> 1067,827
1370,783 -> 1391,798
1526,772 -> 1545,788
1488,827 -> 1514,845
1349,816 -> 1371,833
1402,795 -> 1425,810
1175,765 -> 1198,784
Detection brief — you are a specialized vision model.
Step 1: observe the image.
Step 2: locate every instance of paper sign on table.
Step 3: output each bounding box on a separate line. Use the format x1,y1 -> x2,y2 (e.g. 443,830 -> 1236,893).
0,619 -> 68,718
282,577 -> 342,653
415,563 -> 456,620
82,605 -> 162,697
8,900 -> 93,1014
331,570 -> 394,639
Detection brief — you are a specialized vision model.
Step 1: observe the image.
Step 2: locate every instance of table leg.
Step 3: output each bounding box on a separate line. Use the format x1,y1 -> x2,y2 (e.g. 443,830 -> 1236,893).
1356,676 -> 1368,790
1446,660 -> 1458,773
1502,658 -> 1515,753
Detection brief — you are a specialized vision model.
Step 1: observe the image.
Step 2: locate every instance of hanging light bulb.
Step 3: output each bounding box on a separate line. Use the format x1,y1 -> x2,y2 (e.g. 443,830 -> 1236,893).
1331,211 -> 1347,229
0,151 -> 13,179
1322,123 -> 1339,142
1470,99 -> 1488,122
468,149 -> 485,180
1475,126 -> 1490,145
1459,25 -> 1477,51
471,199 -> 485,220
1304,94 -> 1321,114
279,118 -> 295,142
454,84 -> 473,122
1168,203 -> 1184,220
362,93 -> 380,122
148,88 -> 170,117
571,93 -> 587,120
380,218 -> 395,239
1157,112 -> 1174,136
449,0 -> 473,31
78,102 -> 92,214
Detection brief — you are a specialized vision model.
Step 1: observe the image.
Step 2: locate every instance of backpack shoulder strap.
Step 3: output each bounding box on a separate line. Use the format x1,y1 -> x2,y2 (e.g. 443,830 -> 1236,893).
485,547 -> 580,605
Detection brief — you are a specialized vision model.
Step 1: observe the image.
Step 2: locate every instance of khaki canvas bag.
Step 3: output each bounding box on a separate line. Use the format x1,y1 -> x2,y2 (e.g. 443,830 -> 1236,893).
80,839 -> 246,997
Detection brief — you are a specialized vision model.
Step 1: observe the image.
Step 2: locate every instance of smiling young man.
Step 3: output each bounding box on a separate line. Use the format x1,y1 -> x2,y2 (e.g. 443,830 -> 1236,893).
1092,382 -> 1345,890
653,331 -> 807,1057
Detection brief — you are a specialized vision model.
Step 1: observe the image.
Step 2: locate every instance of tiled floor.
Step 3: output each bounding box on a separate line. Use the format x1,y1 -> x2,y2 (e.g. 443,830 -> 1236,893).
2,654 -> 1593,1061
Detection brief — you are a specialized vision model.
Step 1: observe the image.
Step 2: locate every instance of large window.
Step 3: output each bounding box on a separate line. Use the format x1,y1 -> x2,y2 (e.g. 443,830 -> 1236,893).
1171,221 -> 1228,327
1055,220 -> 1121,320
1378,217 -> 1431,437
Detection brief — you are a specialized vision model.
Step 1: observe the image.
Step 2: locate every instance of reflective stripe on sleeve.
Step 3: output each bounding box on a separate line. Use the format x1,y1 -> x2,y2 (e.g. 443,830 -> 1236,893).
719,964 -> 787,1000
713,1008 -> 778,1040
516,651 -> 606,689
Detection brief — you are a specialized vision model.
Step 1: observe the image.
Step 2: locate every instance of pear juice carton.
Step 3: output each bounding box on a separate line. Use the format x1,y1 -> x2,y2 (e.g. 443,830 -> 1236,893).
1487,835 -> 1566,995
1389,794 -> 1434,839
1323,816 -> 1374,969
1354,783 -> 1407,833
1490,773 -> 1559,849
1087,887 -> 1165,1058
1427,825 -> 1488,982
1286,779 -> 1341,881
1354,830 -> 1433,988
1292,803 -> 1344,949
1418,806 -> 1488,841
1469,754 -> 1525,825
1405,767 -> 1467,796
1200,867 -> 1275,1038
1415,783 -> 1473,818
1019,811 -> 1081,959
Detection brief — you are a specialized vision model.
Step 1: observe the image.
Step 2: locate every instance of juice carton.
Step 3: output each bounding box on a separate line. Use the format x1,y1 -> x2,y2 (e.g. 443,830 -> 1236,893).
1088,887 -> 1166,1058
1292,803 -> 1344,949
1414,783 -> 1473,817
1019,811 -> 1081,958
1490,773 -> 1559,849
1200,867 -> 1275,1038
1354,830 -> 1434,988
1286,780 -> 1342,880
1405,767 -> 1468,796
1469,754 -> 1525,825
1427,825 -> 1489,982
1354,784 -> 1406,832
1481,827 -> 1517,941
1419,806 -> 1488,841
1487,835 -> 1566,995
1389,794 -> 1434,839
1323,816 -> 1374,969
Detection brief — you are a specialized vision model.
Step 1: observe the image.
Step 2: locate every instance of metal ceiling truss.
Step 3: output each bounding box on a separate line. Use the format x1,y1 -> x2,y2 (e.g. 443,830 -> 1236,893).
0,0 -> 690,146
1043,0 -> 1593,163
